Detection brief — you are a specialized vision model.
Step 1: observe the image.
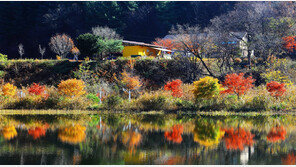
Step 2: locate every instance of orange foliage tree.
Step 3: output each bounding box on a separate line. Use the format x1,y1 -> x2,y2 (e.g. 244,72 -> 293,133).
283,36 -> 296,53
119,70 -> 142,100
152,38 -> 181,50
221,73 -> 255,98
1,83 -> 17,97
49,34 -> 74,58
164,79 -> 183,97
267,126 -> 286,143
282,153 -> 296,165
266,81 -> 286,97
164,124 -> 183,144
223,128 -> 254,151
58,79 -> 86,97
120,70 -> 142,90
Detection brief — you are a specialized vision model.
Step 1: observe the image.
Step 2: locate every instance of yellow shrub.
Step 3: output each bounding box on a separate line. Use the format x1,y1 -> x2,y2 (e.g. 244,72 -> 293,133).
1,83 -> 17,97
262,70 -> 293,86
58,79 -> 86,97
193,76 -> 223,99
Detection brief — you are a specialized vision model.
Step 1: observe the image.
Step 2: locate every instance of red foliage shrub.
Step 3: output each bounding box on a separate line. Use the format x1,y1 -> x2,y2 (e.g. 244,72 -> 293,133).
164,79 -> 183,97
282,153 -> 296,165
223,128 -> 255,151
220,73 -> 255,97
267,126 -> 286,143
164,124 -> 184,144
28,83 -> 46,96
266,81 -> 286,97
283,36 -> 296,53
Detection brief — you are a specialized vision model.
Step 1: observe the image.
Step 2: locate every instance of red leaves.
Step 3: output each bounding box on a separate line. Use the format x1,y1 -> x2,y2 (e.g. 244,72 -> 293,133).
164,125 -> 183,144
267,126 -> 286,143
164,79 -> 183,97
266,81 -> 286,97
283,36 -> 296,53
28,83 -> 49,99
152,38 -> 182,50
28,83 -> 45,95
223,128 -> 254,151
220,73 -> 255,97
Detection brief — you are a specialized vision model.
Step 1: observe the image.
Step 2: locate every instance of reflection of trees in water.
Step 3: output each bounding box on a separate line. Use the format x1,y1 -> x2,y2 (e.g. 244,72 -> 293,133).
122,130 -> 142,152
0,114 -> 295,164
282,152 -> 296,165
223,128 -> 254,151
2,125 -> 17,140
58,124 -> 86,144
28,124 -> 49,140
267,126 -> 286,143
164,125 -> 183,144
193,120 -> 224,147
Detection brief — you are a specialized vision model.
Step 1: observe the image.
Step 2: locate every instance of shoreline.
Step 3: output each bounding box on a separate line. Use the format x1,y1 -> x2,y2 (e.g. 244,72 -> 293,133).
0,109 -> 295,116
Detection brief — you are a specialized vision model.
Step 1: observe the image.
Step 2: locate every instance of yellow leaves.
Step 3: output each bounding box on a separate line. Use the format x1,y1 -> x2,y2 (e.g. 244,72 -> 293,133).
193,76 -> 223,99
193,130 -> 224,147
58,124 -> 86,144
71,47 -> 80,55
262,70 -> 293,86
58,79 -> 86,97
2,125 -> 17,140
1,83 -> 17,97
121,70 -> 142,90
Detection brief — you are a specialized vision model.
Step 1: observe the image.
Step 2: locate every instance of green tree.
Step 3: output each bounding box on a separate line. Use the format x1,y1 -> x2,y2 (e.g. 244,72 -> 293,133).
76,33 -> 100,59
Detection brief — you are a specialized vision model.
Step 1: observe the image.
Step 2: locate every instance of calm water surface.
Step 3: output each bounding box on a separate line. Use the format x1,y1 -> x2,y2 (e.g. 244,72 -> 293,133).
0,113 -> 295,165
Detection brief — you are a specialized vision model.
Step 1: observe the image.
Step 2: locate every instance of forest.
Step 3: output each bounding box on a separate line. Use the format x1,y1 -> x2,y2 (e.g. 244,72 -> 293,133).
0,1 -> 236,59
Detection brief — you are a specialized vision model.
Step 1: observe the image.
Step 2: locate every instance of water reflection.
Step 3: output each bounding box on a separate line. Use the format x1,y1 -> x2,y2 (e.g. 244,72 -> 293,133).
0,114 -> 294,165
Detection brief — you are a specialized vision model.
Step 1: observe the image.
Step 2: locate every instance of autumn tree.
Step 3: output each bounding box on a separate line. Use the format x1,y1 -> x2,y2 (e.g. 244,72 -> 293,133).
193,76 -> 223,99
49,34 -> 74,58
207,2 -> 296,67
71,47 -> 80,60
283,36 -> 296,57
164,79 -> 183,97
120,70 -> 142,101
266,81 -> 286,97
152,38 -> 181,50
169,25 -> 217,77
221,73 -> 255,98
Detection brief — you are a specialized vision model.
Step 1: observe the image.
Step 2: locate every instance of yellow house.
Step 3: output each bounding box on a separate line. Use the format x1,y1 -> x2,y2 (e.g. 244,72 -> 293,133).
122,40 -> 170,58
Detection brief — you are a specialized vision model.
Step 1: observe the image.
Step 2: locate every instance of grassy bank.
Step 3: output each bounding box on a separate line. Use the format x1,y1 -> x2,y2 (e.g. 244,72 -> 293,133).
0,57 -> 296,113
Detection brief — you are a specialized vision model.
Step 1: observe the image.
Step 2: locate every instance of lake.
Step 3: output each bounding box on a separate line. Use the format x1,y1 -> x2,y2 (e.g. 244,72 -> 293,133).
0,113 -> 295,165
